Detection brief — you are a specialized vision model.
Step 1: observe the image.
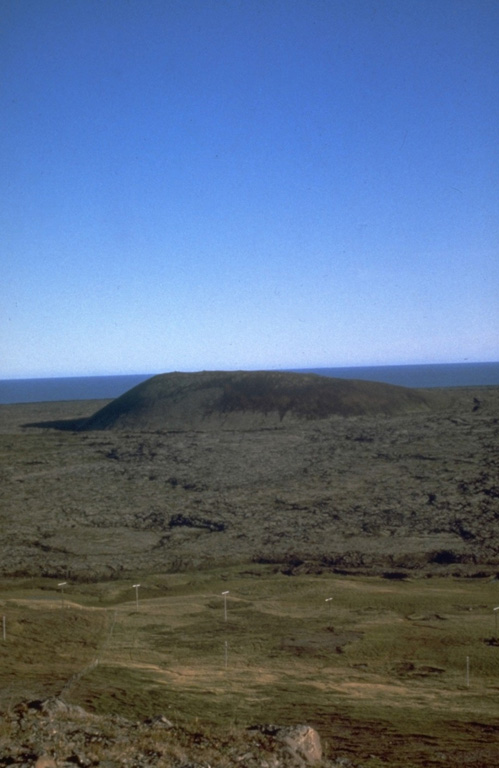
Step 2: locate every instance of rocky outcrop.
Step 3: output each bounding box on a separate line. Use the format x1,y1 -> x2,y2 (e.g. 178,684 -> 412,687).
1,699 -> 334,768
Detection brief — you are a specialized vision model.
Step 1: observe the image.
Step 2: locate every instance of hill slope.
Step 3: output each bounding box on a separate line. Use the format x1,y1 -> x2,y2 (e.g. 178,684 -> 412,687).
80,370 -> 436,431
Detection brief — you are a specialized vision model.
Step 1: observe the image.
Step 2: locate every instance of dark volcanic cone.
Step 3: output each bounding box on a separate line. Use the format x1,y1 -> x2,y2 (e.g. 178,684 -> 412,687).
79,370 -> 437,431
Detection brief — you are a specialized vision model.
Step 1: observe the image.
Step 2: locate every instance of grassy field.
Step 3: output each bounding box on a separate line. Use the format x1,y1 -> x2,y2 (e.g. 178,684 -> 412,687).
1,566 -> 498,765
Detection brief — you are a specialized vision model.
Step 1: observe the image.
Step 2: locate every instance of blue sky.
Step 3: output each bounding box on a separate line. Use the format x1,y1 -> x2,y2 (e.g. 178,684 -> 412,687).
2,0 -> 498,378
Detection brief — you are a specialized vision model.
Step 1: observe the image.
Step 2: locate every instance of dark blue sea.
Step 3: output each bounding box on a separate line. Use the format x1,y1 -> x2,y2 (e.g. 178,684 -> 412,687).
0,363 -> 498,405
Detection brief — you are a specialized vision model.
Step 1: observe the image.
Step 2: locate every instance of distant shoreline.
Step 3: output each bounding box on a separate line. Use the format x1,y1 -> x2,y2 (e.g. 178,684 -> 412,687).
1,361 -> 499,404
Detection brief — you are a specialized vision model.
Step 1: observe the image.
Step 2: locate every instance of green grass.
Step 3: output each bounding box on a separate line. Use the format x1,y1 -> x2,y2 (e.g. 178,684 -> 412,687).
1,567 -> 498,765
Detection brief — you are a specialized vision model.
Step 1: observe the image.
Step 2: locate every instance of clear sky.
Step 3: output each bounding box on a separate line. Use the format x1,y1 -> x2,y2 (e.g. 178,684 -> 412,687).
2,0 -> 498,379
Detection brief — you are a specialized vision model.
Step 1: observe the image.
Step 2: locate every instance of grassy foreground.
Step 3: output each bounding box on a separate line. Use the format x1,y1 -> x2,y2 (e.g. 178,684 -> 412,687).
1,566 -> 498,765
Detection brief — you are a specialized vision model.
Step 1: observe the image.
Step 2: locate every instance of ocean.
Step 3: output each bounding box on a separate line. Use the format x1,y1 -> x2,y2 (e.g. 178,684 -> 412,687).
0,362 -> 498,405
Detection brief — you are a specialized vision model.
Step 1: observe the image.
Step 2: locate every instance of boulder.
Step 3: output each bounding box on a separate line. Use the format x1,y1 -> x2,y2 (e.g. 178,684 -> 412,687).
250,724 -> 322,765
34,756 -> 57,768
277,725 -> 323,764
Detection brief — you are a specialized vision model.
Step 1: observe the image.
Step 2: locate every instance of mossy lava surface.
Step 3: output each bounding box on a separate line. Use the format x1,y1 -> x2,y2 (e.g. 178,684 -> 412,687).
1,372 -> 498,580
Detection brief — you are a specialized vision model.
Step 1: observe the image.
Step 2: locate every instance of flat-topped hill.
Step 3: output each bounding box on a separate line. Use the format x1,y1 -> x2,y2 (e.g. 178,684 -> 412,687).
79,370 -> 436,431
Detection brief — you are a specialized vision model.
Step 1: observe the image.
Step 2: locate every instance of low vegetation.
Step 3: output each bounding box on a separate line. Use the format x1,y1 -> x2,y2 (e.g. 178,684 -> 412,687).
1,375 -> 498,764
1,384 -> 498,581
1,567 -> 498,765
